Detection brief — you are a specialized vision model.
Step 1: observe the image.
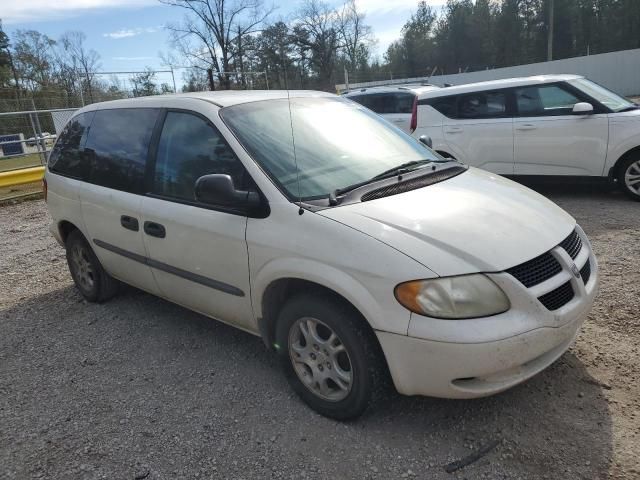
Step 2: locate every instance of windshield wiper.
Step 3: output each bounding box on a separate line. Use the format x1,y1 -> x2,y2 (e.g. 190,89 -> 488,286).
618,104 -> 639,112
328,159 -> 436,205
370,159 -> 435,181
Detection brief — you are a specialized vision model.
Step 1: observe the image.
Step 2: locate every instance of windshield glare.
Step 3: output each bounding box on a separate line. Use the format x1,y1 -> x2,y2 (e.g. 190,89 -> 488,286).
569,78 -> 635,112
220,97 -> 442,201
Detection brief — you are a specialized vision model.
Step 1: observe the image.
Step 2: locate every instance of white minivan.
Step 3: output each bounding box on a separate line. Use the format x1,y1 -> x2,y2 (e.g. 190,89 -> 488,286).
343,85 -> 439,134
411,75 -> 640,200
45,91 -> 598,419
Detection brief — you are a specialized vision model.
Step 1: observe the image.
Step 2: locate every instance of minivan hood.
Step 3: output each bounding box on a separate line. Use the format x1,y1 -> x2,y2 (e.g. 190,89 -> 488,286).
319,167 -> 575,276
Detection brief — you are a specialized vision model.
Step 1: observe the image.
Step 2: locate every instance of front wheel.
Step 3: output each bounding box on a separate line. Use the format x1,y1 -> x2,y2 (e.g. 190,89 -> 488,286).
617,156 -> 640,201
275,294 -> 386,420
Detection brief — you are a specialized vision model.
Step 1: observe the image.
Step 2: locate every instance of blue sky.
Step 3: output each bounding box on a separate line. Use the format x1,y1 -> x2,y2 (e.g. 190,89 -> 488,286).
3,0 -> 443,86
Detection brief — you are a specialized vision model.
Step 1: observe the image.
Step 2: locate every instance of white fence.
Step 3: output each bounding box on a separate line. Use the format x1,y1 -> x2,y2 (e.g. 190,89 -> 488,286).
337,48 -> 640,96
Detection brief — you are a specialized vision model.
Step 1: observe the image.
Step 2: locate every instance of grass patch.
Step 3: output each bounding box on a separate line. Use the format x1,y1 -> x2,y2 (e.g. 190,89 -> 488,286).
0,153 -> 45,172
0,180 -> 43,202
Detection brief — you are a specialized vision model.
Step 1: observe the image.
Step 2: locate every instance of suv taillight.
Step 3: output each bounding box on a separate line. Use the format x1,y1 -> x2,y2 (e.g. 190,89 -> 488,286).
43,177 -> 47,202
410,96 -> 417,133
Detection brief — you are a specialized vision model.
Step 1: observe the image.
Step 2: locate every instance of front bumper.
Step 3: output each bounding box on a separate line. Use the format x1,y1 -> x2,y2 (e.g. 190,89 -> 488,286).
377,226 -> 598,399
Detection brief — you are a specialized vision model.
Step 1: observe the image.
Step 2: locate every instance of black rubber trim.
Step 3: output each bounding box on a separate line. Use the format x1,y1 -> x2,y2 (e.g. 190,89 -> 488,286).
93,238 -> 245,297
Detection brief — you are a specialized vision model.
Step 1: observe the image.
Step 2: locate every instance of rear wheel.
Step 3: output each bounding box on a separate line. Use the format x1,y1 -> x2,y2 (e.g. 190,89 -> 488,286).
275,293 -> 386,420
617,156 -> 640,201
65,230 -> 119,302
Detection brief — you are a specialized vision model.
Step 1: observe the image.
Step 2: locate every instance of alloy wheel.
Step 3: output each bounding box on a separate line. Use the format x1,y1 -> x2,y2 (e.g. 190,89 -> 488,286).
71,244 -> 95,291
624,160 -> 640,195
288,317 -> 353,401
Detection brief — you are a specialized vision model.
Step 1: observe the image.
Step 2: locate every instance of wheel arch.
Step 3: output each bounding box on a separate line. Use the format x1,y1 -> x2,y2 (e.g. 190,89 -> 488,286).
257,274 -> 381,353
58,219 -> 80,243
608,145 -> 640,179
258,277 -> 392,382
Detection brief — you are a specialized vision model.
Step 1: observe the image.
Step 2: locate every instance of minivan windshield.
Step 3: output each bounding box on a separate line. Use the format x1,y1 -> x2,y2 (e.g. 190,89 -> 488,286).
569,78 -> 636,112
220,97 -> 443,201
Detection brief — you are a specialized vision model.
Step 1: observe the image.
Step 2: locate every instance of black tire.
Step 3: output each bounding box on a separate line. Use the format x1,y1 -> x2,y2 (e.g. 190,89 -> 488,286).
617,155 -> 640,201
275,293 -> 387,420
65,229 -> 119,302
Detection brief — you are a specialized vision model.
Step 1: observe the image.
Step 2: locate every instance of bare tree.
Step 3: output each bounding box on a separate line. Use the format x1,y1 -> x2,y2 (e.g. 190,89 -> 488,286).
13,30 -> 57,92
60,31 -> 101,102
337,0 -> 375,72
293,0 -> 343,90
161,0 -> 274,89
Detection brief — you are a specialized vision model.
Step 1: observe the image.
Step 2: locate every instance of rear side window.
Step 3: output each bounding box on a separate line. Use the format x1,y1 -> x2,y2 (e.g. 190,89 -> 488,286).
393,93 -> 416,114
85,108 -> 159,194
427,96 -> 457,118
153,111 -> 246,202
48,112 -> 94,179
458,91 -> 507,119
349,92 -> 414,114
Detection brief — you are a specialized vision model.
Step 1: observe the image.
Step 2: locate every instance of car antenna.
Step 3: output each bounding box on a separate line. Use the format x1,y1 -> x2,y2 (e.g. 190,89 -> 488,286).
286,88 -> 304,215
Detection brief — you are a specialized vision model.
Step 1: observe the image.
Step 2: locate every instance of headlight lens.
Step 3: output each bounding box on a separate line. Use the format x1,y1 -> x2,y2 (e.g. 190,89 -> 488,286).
394,274 -> 510,319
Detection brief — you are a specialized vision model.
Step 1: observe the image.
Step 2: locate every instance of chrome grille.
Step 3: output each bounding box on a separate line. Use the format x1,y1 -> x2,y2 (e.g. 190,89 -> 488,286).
538,281 -> 575,311
505,228 -> 590,312
559,230 -> 582,259
580,259 -> 591,284
506,252 -> 562,288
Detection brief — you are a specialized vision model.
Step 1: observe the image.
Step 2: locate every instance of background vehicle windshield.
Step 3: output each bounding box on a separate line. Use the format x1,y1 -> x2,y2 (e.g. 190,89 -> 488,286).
221,97 -> 441,200
569,78 -> 635,112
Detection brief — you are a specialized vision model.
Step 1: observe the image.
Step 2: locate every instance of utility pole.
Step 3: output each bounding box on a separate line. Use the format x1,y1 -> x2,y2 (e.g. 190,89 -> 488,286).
547,0 -> 555,61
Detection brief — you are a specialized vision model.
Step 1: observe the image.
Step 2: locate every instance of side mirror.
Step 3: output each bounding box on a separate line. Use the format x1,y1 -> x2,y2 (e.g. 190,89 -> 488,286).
194,174 -> 261,209
572,102 -> 594,115
419,135 -> 433,148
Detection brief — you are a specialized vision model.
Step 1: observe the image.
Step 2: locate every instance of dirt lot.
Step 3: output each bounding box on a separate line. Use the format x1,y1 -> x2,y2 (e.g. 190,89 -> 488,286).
1,181 -> 638,480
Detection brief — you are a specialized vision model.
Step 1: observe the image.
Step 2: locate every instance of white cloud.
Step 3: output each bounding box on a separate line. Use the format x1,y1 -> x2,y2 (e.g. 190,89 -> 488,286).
103,26 -> 161,39
2,0 -> 156,24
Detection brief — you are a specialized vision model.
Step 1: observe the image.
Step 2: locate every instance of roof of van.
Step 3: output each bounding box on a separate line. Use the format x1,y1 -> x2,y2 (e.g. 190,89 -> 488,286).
86,90 -> 335,109
416,74 -> 584,98
342,85 -> 440,96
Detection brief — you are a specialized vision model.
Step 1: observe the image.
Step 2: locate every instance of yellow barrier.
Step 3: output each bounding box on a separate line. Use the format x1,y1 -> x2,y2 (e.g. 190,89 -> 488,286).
0,166 -> 45,188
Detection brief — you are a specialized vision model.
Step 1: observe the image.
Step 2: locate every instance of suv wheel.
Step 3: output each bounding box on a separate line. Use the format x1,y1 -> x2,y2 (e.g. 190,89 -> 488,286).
618,156 -> 640,201
275,293 -> 386,420
65,230 -> 119,302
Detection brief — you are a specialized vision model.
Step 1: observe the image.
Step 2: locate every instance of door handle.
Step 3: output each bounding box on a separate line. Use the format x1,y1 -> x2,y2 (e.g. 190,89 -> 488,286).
516,124 -> 537,131
120,215 -> 139,231
445,126 -> 463,134
143,221 -> 166,238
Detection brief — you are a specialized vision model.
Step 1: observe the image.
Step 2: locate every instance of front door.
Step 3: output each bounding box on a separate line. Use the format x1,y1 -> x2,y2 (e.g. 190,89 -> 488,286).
442,90 -> 514,174
139,110 -> 255,330
513,83 -> 609,176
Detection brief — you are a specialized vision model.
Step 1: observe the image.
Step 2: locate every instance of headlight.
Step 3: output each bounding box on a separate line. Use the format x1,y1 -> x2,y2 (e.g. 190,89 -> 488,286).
394,274 -> 510,319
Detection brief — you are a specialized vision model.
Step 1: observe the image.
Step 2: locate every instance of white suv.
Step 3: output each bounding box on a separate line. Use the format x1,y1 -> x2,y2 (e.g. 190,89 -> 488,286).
45,91 -> 598,419
343,85 -> 439,134
413,75 -> 640,199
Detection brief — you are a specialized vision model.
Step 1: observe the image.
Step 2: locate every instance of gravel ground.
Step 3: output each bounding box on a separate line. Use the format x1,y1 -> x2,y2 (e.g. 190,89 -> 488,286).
1,181 -> 638,480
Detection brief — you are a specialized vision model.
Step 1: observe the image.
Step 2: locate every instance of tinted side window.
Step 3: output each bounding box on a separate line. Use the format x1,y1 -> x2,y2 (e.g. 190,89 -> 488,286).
348,94 -> 374,110
458,91 -> 507,119
85,108 -> 158,194
48,112 -> 94,179
394,93 -> 415,114
427,96 -> 457,118
515,85 -> 581,116
153,111 -> 246,202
